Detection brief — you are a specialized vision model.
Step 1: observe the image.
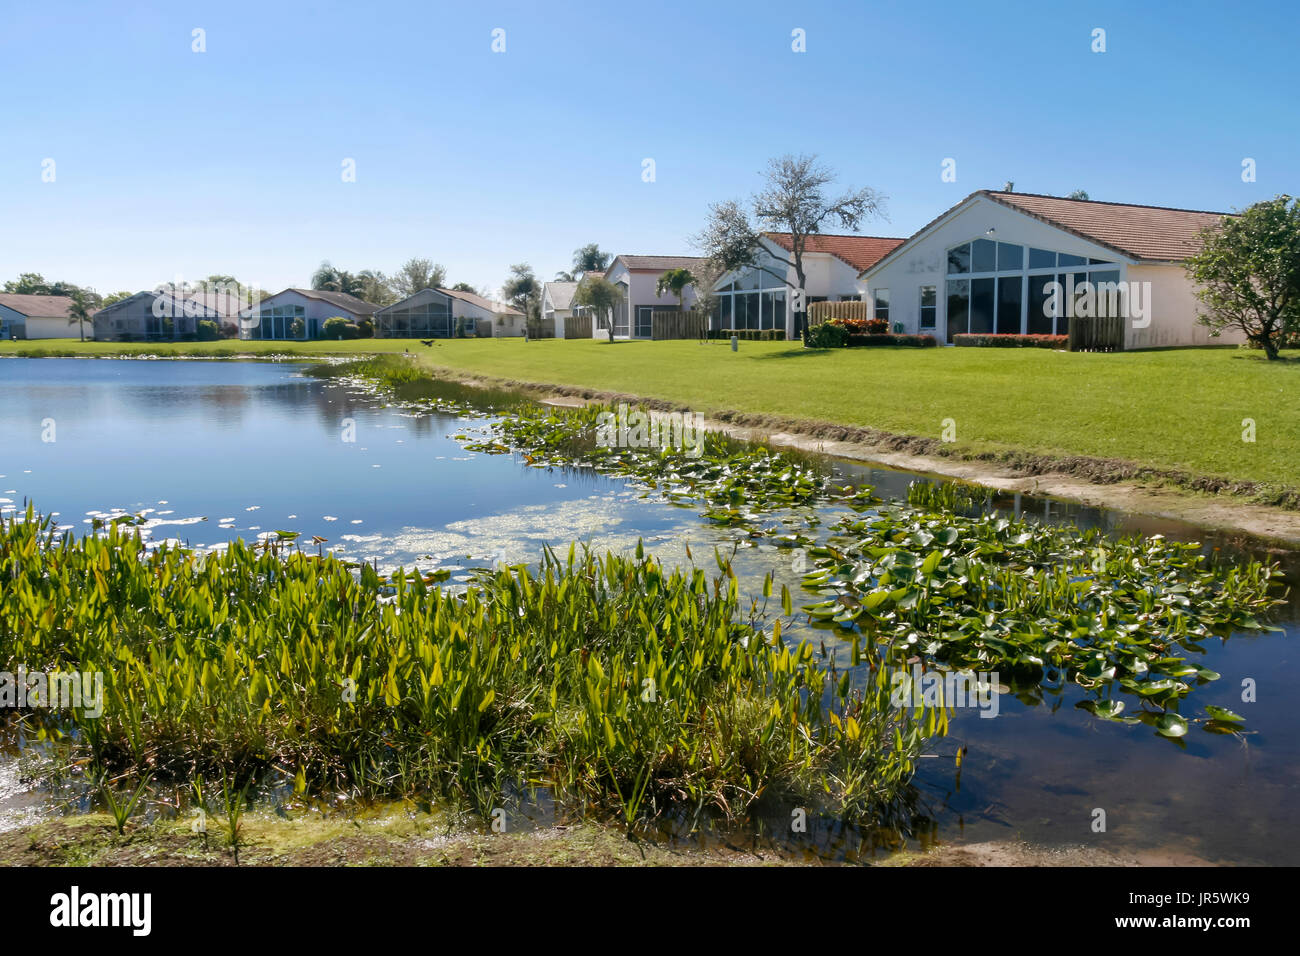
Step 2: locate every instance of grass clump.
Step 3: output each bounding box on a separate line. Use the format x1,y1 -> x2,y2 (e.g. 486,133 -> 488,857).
0,507 -> 941,829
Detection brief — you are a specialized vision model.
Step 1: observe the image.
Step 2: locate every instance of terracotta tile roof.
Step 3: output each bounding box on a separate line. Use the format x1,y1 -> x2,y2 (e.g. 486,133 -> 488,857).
763,233 -> 907,272
0,293 -> 77,319
610,255 -> 705,273
981,191 -> 1231,262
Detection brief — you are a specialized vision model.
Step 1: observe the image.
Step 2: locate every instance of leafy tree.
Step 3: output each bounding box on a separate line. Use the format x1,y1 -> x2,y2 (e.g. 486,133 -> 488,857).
4,272 -> 102,308
450,282 -> 480,295
574,276 -> 624,343
102,291 -> 134,307
655,268 -> 695,309
696,154 -> 884,337
311,262 -> 364,297
392,258 -> 447,298
572,243 -> 610,277
357,270 -> 395,306
502,263 -> 540,318
1186,195 -> 1300,360
1067,189 -> 1090,200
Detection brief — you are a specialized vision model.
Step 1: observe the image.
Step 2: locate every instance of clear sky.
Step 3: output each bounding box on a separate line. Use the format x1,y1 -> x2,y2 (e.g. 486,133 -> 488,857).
2,0 -> 1296,299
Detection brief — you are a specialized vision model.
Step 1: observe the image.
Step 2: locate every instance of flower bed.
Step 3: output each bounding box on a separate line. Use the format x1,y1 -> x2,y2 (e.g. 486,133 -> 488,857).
954,333 -> 1067,349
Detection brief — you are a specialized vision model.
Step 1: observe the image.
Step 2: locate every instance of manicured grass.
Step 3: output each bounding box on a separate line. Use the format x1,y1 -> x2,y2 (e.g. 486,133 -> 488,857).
4,338 -> 1296,490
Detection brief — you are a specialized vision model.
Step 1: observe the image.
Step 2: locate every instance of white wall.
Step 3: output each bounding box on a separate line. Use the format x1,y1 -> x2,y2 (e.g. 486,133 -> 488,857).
1126,263 -> 1244,349
24,317 -> 83,339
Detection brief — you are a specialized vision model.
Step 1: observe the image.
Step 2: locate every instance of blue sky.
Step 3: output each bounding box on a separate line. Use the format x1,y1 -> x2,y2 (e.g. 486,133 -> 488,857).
1,0 -> 1295,299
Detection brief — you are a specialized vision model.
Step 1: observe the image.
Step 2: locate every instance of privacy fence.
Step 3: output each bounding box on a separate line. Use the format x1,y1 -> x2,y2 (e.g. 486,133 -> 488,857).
1067,314 -> 1125,352
807,300 -> 867,326
651,310 -> 708,340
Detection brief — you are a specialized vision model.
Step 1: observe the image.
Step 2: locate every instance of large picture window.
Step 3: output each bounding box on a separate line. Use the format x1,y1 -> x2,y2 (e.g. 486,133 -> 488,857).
945,239 -> 1119,338
712,269 -> 789,332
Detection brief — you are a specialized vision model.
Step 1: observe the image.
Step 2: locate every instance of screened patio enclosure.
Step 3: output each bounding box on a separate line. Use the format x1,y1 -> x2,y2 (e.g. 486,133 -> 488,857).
375,290 -> 468,338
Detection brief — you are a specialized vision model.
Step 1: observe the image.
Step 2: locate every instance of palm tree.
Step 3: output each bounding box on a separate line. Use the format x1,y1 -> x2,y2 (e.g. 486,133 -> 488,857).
311,261 -> 365,297
67,291 -> 91,342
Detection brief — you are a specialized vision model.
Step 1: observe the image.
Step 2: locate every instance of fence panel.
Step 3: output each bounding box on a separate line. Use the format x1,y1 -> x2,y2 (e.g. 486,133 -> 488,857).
1067,315 -> 1125,352
807,300 -> 867,327
651,310 -> 708,340
565,313 -> 593,339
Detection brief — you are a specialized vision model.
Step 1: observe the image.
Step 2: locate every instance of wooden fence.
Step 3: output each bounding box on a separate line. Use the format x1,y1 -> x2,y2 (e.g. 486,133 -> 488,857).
807,300 -> 867,326
651,310 -> 708,340
565,312 -> 593,339
1067,315 -> 1125,352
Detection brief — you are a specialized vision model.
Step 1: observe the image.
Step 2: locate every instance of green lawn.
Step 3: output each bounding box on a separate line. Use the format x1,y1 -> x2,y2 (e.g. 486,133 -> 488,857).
4,338 -> 1297,491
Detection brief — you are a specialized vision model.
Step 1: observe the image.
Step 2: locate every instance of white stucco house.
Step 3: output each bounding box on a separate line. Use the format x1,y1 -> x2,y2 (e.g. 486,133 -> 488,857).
0,294 -> 81,339
859,190 -> 1240,349
540,280 -> 580,338
239,288 -> 378,340
599,255 -> 704,339
710,233 -> 905,338
373,287 -> 523,338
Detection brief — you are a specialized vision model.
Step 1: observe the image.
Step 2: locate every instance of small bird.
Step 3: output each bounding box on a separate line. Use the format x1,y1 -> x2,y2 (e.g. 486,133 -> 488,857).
420,339 -> 434,347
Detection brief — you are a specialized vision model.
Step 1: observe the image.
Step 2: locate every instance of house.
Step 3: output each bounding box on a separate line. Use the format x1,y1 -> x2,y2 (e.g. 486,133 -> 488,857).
540,281 -> 579,338
240,288 -> 379,340
0,294 -> 82,339
710,233 -> 905,338
858,190 -> 1240,349
600,255 -> 705,339
92,289 -> 226,341
373,288 -> 523,338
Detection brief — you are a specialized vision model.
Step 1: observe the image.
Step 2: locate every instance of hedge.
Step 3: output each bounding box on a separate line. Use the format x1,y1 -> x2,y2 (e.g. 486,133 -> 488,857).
706,328 -> 786,341
954,333 -> 1067,349
844,333 -> 938,348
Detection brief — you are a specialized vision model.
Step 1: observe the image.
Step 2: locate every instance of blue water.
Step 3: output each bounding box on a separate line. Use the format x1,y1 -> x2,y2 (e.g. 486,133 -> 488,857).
1,356 -> 1297,864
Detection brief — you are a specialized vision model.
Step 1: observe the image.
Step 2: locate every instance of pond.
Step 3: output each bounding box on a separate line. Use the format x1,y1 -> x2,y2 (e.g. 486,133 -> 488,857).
1,356 -> 1297,864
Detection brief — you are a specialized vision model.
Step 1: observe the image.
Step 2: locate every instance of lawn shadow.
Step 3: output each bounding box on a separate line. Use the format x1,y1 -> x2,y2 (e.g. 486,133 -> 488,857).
749,347 -> 833,360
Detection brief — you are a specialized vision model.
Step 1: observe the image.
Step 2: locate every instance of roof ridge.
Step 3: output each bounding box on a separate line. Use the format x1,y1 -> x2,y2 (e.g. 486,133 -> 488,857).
982,189 -> 1231,218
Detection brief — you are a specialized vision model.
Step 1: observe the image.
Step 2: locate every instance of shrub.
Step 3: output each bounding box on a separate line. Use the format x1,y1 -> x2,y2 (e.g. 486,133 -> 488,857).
290,318 -> 305,339
706,329 -> 786,342
954,333 -> 1067,349
843,333 -> 938,348
357,318 -> 375,339
220,322 -> 239,339
321,316 -> 357,340
804,322 -> 849,348
196,320 -> 219,341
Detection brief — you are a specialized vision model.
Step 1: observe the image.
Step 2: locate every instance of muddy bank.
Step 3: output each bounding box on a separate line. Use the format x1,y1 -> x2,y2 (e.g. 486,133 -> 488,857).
414,361 -> 1300,547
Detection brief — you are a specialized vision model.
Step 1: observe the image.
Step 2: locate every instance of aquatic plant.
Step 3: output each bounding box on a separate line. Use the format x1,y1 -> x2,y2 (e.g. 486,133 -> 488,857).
798,504 -> 1285,734
0,507 -> 941,827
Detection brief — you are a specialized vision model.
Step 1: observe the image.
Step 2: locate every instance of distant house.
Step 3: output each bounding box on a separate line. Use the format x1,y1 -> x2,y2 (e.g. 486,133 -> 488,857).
92,289 -> 227,341
859,190 -> 1239,349
540,280 -> 587,338
600,255 -> 705,339
0,294 -> 81,339
709,233 -> 905,338
240,288 -> 379,340
373,287 -> 522,338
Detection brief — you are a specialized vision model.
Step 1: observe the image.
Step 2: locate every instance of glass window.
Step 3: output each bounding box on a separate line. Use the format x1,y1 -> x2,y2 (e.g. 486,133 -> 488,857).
873,289 -> 890,322
1028,274 -> 1058,334
970,278 -> 995,334
997,243 -> 1023,272
946,279 -> 969,343
1089,258 -> 1112,265
971,239 -> 997,273
947,243 -> 971,274
1028,248 -> 1056,269
919,286 -> 937,329
997,275 -> 1023,334
1058,252 -> 1086,268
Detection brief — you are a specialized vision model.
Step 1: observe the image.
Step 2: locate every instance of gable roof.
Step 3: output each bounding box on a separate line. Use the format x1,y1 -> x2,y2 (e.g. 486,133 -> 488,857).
284,288 -> 380,315
981,191 -> 1230,262
859,190 -> 1235,279
763,233 -> 907,272
608,255 -> 705,274
437,287 -> 523,316
0,293 -> 77,320
542,281 -> 579,311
